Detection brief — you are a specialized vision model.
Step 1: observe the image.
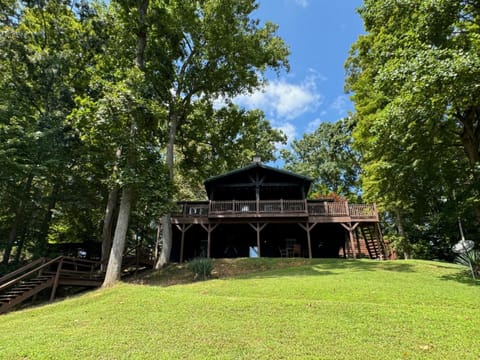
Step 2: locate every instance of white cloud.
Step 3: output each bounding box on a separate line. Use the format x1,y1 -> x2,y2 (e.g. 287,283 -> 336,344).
234,74 -> 323,121
330,95 -> 350,116
275,122 -> 297,145
291,0 -> 309,8
306,118 -> 323,133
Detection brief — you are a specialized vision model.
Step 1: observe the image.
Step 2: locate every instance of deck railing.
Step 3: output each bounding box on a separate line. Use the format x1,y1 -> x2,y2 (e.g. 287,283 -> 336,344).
308,202 -> 348,216
348,204 -> 377,218
173,200 -> 377,220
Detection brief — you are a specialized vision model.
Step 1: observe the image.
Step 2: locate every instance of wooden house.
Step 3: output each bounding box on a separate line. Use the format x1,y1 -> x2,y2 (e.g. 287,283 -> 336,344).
170,160 -> 386,262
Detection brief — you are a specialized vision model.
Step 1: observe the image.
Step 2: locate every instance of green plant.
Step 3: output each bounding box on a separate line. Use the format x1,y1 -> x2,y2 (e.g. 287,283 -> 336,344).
455,249 -> 480,279
187,257 -> 213,280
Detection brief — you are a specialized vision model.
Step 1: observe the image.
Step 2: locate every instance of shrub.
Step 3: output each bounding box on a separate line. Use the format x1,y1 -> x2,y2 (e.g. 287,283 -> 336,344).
188,257 -> 213,280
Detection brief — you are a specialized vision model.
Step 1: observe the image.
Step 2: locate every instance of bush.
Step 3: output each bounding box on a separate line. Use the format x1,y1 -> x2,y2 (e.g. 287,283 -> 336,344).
188,257 -> 213,280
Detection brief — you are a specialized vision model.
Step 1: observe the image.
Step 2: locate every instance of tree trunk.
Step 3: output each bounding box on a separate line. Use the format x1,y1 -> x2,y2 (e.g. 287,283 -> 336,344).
36,182 -> 60,257
101,188 -> 119,270
2,202 -> 23,266
457,107 -> 480,224
13,226 -> 28,265
102,185 -> 133,287
394,208 -> 410,259
155,112 -> 178,269
2,175 -> 33,265
102,0 -> 147,284
458,106 -> 480,169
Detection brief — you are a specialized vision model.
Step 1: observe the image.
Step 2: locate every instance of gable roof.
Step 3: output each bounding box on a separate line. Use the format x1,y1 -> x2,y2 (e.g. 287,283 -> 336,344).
204,162 -> 313,196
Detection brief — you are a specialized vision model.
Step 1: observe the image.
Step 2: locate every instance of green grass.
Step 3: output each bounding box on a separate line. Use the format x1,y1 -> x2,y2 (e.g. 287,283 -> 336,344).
1,259 -> 479,359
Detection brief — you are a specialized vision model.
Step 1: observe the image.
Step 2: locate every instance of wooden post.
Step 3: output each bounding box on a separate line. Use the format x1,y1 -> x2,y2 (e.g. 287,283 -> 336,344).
298,223 -> 317,259
50,257 -> 63,302
248,223 -> 266,257
207,229 -> 211,258
373,203 -> 379,221
256,223 -> 261,256
341,223 -> 359,259
176,224 -> 193,263
200,223 -> 218,258
180,228 -> 185,262
348,227 -> 356,259
306,225 -> 312,259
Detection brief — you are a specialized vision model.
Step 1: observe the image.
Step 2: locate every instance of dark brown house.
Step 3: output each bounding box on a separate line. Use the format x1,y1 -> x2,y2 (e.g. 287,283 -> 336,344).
170,160 -> 386,262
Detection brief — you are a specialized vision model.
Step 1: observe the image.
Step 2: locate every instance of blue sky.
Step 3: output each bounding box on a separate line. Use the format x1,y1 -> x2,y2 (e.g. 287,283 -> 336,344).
234,0 -> 364,145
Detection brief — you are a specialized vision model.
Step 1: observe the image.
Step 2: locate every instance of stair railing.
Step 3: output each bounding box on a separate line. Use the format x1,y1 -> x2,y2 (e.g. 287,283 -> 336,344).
0,256 -> 64,295
0,257 -> 46,285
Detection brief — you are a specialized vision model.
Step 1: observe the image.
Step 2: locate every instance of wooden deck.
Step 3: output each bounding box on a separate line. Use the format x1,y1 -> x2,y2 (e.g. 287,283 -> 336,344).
172,200 -> 378,223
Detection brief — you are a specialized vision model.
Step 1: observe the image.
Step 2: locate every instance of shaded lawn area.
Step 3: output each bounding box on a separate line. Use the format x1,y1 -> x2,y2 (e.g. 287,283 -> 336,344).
1,259 -> 479,359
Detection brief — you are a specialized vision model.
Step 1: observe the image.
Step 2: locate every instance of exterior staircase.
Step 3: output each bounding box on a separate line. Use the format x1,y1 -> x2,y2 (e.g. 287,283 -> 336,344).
0,256 -> 105,315
358,223 -> 387,259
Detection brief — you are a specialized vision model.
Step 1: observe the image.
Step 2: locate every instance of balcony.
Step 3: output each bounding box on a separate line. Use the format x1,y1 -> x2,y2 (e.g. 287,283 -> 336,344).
172,200 -> 378,222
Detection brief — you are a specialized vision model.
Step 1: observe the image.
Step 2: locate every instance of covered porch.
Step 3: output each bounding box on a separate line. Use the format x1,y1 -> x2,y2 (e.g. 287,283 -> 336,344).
169,220 -> 379,262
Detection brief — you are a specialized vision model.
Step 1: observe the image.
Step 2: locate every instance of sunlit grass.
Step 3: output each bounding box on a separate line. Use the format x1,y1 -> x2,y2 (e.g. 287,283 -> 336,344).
1,259 -> 479,359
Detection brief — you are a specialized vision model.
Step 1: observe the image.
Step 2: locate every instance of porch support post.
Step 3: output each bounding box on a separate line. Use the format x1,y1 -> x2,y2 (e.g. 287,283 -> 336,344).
200,223 -> 218,258
298,222 -> 317,259
248,222 -> 266,257
341,222 -> 359,259
176,224 -> 193,263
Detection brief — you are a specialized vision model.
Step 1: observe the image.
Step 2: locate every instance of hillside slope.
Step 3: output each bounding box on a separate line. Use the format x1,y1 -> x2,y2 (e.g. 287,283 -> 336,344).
1,259 -> 479,359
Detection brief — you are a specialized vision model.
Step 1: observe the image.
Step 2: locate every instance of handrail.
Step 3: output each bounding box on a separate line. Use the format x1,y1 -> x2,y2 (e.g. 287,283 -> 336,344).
0,256 -> 64,293
0,256 -> 104,294
0,257 -> 46,285
173,200 -> 378,219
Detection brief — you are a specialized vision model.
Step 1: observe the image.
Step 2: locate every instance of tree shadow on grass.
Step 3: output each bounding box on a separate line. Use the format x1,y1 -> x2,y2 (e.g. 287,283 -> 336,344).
234,258 -> 417,281
439,271 -> 480,286
131,258 -> 477,287
313,259 -> 416,273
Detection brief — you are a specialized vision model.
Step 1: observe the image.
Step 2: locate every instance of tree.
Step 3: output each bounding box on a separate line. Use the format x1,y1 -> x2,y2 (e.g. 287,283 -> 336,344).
154,0 -> 290,268
0,0 -> 109,266
345,0 -> 480,258
281,117 -> 361,200
177,102 -> 286,196
70,0 -> 174,286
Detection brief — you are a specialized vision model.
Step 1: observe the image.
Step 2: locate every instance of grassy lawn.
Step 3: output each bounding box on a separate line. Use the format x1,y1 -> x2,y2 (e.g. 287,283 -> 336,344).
0,259 -> 479,359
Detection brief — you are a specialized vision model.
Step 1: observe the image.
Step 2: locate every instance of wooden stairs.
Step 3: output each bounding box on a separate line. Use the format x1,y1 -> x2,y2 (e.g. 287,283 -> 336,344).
358,223 -> 387,259
0,256 -> 105,315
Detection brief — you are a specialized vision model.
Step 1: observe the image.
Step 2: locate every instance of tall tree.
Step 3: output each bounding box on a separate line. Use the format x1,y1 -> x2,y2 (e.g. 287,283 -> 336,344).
154,0 -> 289,268
177,102 -> 286,194
70,0 -> 173,286
281,117 -> 361,200
0,0 -> 108,265
345,0 -> 480,258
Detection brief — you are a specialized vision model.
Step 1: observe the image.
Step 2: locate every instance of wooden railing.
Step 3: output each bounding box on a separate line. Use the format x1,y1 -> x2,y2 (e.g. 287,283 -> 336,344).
0,256 -> 105,314
308,202 -> 348,216
349,204 -> 377,218
173,200 -> 377,220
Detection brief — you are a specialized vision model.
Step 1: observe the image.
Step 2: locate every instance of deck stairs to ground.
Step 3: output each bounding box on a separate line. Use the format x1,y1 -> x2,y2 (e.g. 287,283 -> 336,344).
0,256 -> 105,315
358,223 -> 387,259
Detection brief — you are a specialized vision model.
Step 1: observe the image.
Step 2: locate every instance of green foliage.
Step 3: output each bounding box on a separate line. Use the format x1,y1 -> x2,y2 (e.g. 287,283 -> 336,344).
177,102 -> 286,198
0,0 -> 289,267
0,0 -> 111,262
346,0 -> 480,259
187,257 -> 214,280
281,117 -> 361,201
455,249 -> 480,279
